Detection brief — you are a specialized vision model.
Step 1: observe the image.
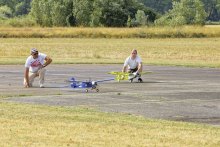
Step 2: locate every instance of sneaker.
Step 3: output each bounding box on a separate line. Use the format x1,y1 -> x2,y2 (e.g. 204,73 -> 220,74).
40,84 -> 45,88
138,78 -> 143,83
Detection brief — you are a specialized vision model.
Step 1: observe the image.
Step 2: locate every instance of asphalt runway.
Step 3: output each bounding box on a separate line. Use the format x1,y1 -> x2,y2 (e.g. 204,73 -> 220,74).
1,64 -> 220,126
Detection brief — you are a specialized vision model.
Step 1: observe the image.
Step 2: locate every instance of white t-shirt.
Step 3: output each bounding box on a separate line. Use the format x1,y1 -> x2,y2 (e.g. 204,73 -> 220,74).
124,55 -> 142,69
25,53 -> 47,73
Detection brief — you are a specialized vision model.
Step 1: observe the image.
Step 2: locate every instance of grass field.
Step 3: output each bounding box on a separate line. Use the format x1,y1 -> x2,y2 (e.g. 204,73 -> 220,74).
0,26 -> 220,38
0,102 -> 219,146
0,27 -> 220,146
0,38 -> 220,67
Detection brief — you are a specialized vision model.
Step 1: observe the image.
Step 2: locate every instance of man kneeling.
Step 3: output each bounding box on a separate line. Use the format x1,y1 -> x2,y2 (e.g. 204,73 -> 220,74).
24,48 -> 52,88
122,49 -> 143,82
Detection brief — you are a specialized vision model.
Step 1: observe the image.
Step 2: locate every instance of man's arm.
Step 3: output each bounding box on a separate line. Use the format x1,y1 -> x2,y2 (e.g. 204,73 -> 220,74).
122,58 -> 129,72
43,56 -> 52,67
24,67 -> 30,88
122,65 -> 127,72
137,62 -> 143,73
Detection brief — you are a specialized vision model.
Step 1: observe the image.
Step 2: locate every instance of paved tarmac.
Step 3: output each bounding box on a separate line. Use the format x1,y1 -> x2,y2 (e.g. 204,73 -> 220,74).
1,64 -> 220,126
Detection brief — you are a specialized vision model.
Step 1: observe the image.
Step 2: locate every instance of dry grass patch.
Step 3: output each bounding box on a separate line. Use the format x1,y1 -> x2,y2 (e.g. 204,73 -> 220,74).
0,38 -> 220,67
0,26 -> 220,38
0,102 -> 219,146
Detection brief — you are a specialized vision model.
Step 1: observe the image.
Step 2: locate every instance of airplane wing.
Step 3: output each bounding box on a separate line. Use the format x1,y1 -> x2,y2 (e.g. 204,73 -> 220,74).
108,71 -> 152,82
140,71 -> 152,75
108,71 -> 120,75
108,71 -> 131,81
116,74 -> 129,81
108,71 -> 152,76
96,78 -> 115,83
108,71 -> 130,76
67,77 -> 90,83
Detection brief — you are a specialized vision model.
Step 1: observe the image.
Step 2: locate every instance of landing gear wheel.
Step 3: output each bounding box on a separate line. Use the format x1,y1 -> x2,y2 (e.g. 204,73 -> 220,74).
96,89 -> 99,92
85,89 -> 89,93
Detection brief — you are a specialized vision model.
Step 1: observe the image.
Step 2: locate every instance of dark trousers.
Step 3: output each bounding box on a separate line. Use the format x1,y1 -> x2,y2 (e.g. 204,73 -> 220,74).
128,67 -> 138,73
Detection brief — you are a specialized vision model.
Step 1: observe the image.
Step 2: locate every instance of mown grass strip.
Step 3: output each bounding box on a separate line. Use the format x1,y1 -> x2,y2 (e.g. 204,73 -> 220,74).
0,38 -> 220,68
0,102 -> 219,146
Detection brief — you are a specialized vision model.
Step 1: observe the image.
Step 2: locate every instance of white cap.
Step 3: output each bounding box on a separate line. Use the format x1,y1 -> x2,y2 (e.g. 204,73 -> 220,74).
30,48 -> 38,54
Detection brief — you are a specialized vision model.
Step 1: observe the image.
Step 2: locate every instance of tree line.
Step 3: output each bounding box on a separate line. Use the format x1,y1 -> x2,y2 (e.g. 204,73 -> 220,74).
30,0 -> 157,27
0,0 -> 31,18
0,0 -> 220,27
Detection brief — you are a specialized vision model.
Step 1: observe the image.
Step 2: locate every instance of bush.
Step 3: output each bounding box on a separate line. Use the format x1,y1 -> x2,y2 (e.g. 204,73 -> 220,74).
0,16 -> 37,27
0,5 -> 12,19
205,21 -> 220,25
135,10 -> 147,26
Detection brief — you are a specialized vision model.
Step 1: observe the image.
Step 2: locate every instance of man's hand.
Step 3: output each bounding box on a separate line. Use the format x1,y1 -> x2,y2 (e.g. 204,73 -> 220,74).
24,81 -> 30,88
24,67 -> 30,88
39,64 -> 45,69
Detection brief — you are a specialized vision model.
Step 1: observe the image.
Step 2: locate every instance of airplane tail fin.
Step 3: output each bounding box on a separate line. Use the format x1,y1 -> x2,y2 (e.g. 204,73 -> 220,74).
69,77 -> 76,82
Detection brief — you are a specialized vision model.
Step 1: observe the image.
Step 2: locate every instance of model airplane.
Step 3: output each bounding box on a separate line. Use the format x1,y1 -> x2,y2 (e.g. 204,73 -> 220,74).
68,77 -> 114,92
108,71 -> 152,82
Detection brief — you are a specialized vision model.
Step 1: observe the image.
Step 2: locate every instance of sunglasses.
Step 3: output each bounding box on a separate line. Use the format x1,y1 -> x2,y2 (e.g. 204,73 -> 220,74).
32,53 -> 38,56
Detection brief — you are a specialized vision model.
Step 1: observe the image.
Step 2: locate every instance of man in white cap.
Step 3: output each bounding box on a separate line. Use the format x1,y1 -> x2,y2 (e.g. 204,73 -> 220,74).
24,48 -> 52,88
122,49 -> 143,82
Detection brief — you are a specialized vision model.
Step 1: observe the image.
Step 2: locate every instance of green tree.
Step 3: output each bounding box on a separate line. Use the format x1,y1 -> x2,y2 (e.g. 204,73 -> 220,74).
202,0 -> 220,21
90,0 -> 157,27
40,0 -> 53,27
0,0 -> 15,13
135,9 -> 147,26
15,1 -> 30,16
155,0 -> 207,26
90,0 -> 129,27
0,0 -> 31,16
30,0 -> 42,25
51,0 -> 72,26
30,0 -> 157,27
73,0 -> 93,26
0,5 -> 12,19
100,0 -> 129,27
138,0 -> 172,13
31,0 -> 75,27
90,0 -> 102,27
127,15 -> 132,27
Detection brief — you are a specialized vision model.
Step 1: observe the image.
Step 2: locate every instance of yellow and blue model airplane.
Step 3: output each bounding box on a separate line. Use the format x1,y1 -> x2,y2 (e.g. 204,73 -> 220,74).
108,71 -> 152,82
